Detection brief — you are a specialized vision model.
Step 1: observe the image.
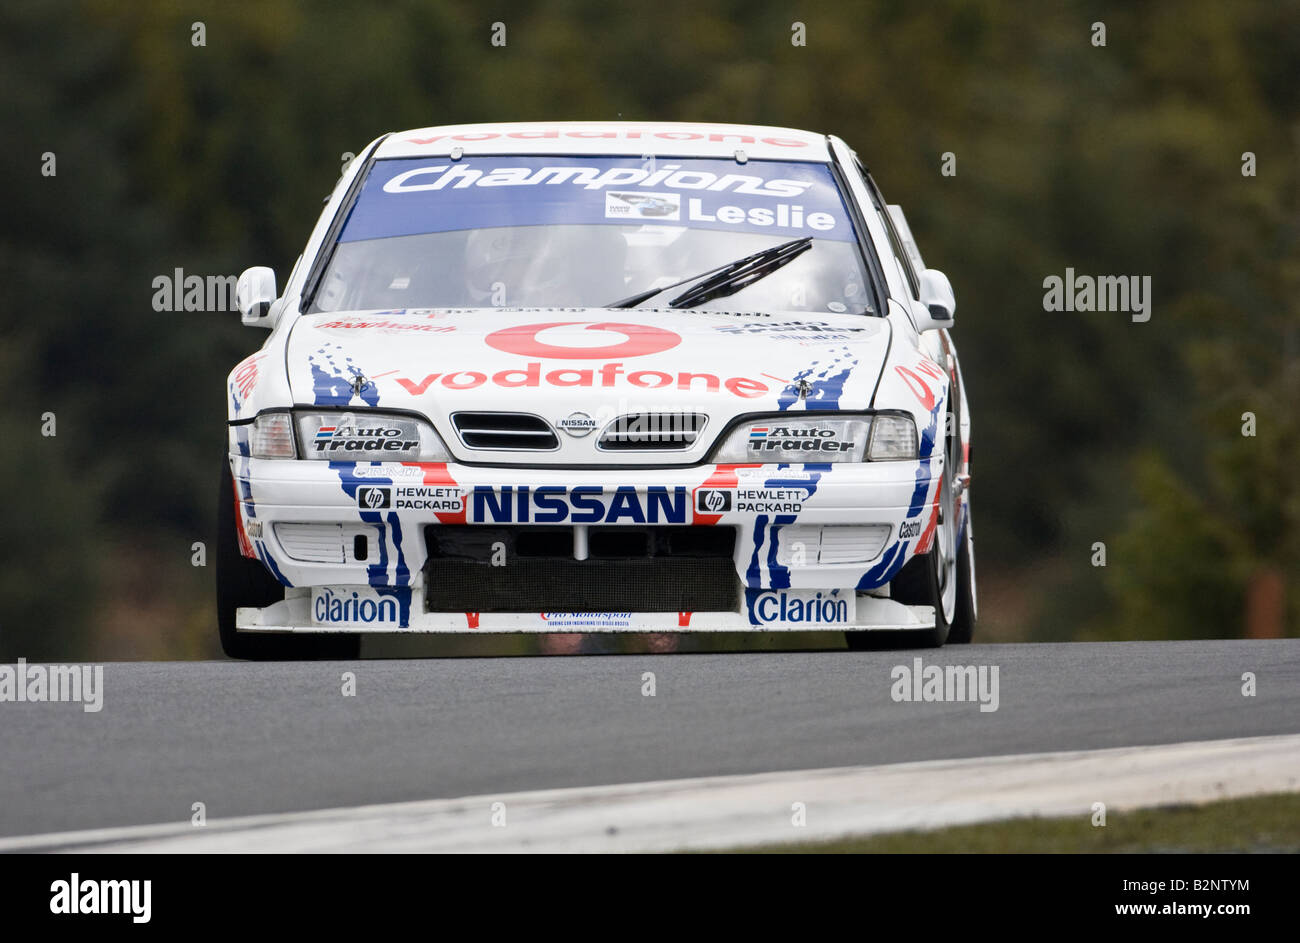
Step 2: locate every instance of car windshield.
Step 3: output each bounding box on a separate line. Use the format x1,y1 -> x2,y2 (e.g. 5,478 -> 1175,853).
308,156 -> 875,315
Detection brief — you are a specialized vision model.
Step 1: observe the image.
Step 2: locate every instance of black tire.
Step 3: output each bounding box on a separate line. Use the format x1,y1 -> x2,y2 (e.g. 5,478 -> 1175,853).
217,459 -> 360,660
947,518 -> 977,644
845,544 -> 950,650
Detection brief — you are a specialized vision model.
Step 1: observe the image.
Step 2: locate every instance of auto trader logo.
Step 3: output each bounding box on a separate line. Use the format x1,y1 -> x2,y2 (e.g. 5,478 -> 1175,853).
747,425 -> 857,453
697,489 -> 732,513
357,486 -> 391,509
313,423 -> 420,454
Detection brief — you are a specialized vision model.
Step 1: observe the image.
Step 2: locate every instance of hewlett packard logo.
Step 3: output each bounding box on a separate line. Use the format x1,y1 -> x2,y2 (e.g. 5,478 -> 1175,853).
696,489 -> 732,513
357,486 -> 391,509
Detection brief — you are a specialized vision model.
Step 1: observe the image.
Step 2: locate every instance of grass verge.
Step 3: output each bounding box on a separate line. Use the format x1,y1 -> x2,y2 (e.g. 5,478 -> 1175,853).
712,793 -> 1300,853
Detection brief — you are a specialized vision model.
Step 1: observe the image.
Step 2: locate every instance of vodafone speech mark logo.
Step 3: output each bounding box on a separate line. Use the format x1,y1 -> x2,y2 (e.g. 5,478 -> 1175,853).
485,322 -> 681,360
394,320 -> 768,399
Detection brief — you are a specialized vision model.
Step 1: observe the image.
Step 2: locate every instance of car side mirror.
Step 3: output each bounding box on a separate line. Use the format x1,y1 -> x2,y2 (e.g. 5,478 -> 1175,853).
914,268 -> 956,330
236,266 -> 277,328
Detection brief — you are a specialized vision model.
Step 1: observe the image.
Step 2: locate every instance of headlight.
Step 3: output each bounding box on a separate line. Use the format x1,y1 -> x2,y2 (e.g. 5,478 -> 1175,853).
249,412 -> 296,459
866,414 -> 918,461
296,411 -> 450,461
714,417 -> 871,463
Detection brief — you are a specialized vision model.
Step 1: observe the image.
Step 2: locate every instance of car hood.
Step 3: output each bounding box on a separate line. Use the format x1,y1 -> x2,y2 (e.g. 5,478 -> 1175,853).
286,307 -> 891,464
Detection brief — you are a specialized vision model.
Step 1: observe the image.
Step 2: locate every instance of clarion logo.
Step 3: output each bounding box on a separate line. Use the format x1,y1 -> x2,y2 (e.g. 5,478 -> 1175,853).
314,588 -> 399,624
752,590 -> 850,625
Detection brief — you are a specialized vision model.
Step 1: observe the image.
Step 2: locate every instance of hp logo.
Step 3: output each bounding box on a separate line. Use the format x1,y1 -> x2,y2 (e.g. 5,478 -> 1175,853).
357,486 -> 391,509
697,489 -> 732,513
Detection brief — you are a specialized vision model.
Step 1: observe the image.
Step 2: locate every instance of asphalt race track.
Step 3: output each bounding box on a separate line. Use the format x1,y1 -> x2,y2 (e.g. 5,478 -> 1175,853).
1,639 -> 1296,840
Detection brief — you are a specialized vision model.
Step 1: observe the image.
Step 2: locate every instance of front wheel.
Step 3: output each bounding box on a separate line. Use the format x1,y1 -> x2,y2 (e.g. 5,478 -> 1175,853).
947,509 -> 977,644
216,459 -> 360,660
845,544 -> 952,650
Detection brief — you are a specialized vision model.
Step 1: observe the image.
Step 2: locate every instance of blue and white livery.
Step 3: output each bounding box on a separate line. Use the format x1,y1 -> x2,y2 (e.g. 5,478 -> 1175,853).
217,122 -> 976,659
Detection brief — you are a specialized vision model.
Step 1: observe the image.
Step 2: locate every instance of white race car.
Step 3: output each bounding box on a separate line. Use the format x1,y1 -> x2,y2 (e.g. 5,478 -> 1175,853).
219,122 -> 976,659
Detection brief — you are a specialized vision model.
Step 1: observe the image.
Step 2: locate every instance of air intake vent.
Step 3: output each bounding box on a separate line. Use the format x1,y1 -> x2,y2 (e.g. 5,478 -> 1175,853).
598,413 -> 707,451
452,412 -> 559,451
424,525 -> 739,612
274,522 -> 377,564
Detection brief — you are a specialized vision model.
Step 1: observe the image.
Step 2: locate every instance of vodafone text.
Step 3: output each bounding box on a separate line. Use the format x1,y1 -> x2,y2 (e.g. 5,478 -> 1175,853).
396,361 -> 768,398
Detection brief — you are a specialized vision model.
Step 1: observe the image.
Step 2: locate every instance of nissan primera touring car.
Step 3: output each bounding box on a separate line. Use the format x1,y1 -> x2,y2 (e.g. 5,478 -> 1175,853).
219,121 -> 976,659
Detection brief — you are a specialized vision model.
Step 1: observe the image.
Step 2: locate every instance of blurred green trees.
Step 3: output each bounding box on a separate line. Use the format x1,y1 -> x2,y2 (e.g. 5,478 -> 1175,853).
1,0 -> 1295,657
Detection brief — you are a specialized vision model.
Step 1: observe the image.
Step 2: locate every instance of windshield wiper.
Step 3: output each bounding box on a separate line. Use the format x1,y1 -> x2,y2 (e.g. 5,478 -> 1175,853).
607,237 -> 813,309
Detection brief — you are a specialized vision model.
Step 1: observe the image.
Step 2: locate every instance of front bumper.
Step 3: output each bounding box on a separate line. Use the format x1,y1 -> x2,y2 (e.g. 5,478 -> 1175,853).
230,455 -> 942,633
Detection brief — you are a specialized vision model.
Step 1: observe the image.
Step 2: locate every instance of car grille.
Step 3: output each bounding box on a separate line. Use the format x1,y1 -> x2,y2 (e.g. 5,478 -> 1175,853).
597,412 -> 707,451
423,525 -> 739,612
451,412 -> 559,451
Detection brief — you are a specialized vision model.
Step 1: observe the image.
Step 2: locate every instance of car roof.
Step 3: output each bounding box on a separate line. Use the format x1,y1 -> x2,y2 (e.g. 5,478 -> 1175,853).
375,121 -> 832,162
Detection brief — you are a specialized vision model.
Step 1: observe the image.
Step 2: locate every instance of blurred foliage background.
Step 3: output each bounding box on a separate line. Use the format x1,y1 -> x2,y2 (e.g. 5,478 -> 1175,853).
1,0 -> 1296,659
